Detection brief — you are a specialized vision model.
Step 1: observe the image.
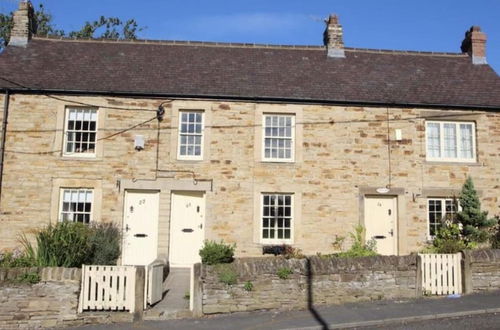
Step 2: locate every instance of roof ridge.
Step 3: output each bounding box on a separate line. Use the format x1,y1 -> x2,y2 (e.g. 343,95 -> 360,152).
32,36 -> 466,56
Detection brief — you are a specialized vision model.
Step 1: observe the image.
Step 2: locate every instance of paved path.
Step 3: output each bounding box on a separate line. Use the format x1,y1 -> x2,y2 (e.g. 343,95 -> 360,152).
71,291 -> 500,330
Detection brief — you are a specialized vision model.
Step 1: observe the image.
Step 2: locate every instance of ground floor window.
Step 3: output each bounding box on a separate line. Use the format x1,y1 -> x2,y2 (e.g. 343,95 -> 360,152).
59,188 -> 94,223
262,193 -> 293,243
427,198 -> 458,238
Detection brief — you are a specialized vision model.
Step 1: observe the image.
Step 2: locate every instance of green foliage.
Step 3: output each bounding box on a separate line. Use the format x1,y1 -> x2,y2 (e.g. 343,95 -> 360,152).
243,281 -> 254,291
67,16 -> 143,40
18,221 -> 121,268
88,223 -> 121,265
16,271 -> 40,284
215,264 -> 237,285
490,217 -> 500,249
183,291 -> 190,300
0,3 -> 143,50
334,225 -> 378,258
276,267 -> 293,279
428,223 -> 468,253
456,177 -> 496,244
0,249 -> 35,267
199,240 -> 235,265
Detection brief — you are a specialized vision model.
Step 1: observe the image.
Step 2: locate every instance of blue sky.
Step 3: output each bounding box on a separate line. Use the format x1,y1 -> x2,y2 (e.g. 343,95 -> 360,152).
1,0 -> 499,73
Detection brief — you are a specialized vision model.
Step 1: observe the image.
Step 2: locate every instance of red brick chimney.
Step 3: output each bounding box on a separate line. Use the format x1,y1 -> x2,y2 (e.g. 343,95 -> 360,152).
9,1 -> 36,47
460,26 -> 487,65
323,14 -> 345,58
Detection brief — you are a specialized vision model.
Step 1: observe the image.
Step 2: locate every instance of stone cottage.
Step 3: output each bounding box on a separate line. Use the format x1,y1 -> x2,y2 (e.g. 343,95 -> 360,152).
0,2 -> 499,266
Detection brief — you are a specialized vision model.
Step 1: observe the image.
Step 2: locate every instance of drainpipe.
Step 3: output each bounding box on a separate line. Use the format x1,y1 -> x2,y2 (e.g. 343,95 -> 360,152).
0,90 -> 10,208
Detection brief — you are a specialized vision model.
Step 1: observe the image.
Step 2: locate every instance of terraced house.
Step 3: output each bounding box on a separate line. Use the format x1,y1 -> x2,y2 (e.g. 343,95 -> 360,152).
0,2 -> 499,266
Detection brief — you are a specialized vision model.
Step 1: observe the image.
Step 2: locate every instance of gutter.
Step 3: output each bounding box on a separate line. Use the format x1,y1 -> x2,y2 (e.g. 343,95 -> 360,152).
0,90 -> 9,208
0,87 -> 499,112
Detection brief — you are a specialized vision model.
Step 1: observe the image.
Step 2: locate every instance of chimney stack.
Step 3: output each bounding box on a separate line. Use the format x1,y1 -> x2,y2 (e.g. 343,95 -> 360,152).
9,1 -> 36,47
323,14 -> 345,58
460,26 -> 487,65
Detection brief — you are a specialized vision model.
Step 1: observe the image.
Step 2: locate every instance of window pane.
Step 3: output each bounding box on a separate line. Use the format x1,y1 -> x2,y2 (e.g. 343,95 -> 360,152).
427,123 -> 441,158
443,123 -> 457,158
60,189 -> 93,223
460,124 -> 473,159
263,115 -> 294,160
65,109 -> 97,155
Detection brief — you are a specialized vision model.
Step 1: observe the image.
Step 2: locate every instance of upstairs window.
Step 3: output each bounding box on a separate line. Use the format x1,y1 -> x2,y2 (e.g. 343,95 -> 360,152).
263,114 -> 294,162
426,121 -> 475,162
427,198 -> 459,238
262,193 -> 293,243
59,188 -> 93,223
64,108 -> 97,157
178,111 -> 204,160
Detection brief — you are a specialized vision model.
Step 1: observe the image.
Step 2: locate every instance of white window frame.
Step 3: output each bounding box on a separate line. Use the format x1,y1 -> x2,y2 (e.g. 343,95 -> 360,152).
262,114 -> 295,162
427,198 -> 460,239
59,188 -> 94,224
425,121 -> 476,162
177,110 -> 204,161
63,107 -> 98,158
260,193 -> 294,244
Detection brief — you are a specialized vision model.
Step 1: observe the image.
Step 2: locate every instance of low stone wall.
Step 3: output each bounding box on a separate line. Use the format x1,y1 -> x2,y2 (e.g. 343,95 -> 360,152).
469,249 -> 500,292
0,267 -> 81,329
201,255 -> 419,314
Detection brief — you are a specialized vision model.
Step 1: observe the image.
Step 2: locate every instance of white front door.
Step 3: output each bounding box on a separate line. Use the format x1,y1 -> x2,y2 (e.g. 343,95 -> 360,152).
122,190 -> 160,266
364,196 -> 398,256
169,191 -> 205,267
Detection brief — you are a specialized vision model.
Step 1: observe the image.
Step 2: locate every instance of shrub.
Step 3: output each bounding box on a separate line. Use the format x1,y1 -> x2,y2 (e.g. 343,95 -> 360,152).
88,223 -> 121,265
30,222 -> 93,267
0,249 -> 35,267
243,281 -> 253,291
491,217 -> 500,249
334,225 -> 378,258
19,221 -> 121,268
456,177 -> 496,244
430,223 -> 468,253
199,240 -> 235,265
215,264 -> 237,285
276,267 -> 293,279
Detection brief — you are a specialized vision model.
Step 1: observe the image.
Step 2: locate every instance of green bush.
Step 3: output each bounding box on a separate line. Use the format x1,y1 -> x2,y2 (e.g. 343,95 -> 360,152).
215,264 -> 237,285
19,221 -> 121,268
276,267 -> 293,279
491,217 -> 500,249
199,240 -> 235,265
429,223 -> 468,253
88,223 -> 121,265
334,225 -> 378,258
0,249 -> 35,267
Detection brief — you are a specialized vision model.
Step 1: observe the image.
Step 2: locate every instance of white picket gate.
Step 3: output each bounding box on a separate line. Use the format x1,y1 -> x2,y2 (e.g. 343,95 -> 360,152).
79,265 -> 136,313
419,253 -> 462,295
144,260 -> 164,308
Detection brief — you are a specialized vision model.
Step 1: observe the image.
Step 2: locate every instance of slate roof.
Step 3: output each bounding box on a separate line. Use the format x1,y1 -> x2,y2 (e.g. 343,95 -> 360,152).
0,37 -> 500,109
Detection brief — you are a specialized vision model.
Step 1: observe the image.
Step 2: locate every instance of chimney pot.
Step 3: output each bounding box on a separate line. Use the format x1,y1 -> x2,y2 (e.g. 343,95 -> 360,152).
9,1 -> 36,47
461,26 -> 487,65
324,14 -> 345,58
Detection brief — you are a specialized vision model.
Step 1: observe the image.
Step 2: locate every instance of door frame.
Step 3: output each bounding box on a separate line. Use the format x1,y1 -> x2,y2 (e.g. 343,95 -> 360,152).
121,189 -> 161,266
168,190 -> 206,267
359,187 -> 406,256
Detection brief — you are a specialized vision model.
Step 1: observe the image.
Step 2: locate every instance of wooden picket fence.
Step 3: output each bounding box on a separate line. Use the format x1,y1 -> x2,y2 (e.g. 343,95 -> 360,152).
79,265 -> 136,313
144,260 -> 164,308
419,253 -> 462,295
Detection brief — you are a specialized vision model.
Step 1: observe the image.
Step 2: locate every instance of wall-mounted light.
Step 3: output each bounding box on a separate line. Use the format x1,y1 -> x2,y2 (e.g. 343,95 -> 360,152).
134,135 -> 145,151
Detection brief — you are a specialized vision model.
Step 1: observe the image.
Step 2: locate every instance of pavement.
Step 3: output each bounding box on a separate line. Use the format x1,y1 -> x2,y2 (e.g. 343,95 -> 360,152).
70,290 -> 500,330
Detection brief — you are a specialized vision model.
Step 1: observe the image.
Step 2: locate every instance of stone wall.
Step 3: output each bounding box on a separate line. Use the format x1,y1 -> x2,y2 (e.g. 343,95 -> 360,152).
0,267 -> 81,329
469,249 -> 500,292
1,95 -> 499,258
201,255 -> 419,314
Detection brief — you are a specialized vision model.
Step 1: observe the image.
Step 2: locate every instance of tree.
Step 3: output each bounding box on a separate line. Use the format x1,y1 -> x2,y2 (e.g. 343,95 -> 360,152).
456,177 -> 496,244
0,3 -> 143,50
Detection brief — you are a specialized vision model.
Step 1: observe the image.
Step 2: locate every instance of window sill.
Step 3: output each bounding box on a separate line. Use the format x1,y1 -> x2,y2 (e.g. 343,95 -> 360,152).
260,160 -> 296,165
60,156 -> 102,162
425,161 -> 481,166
